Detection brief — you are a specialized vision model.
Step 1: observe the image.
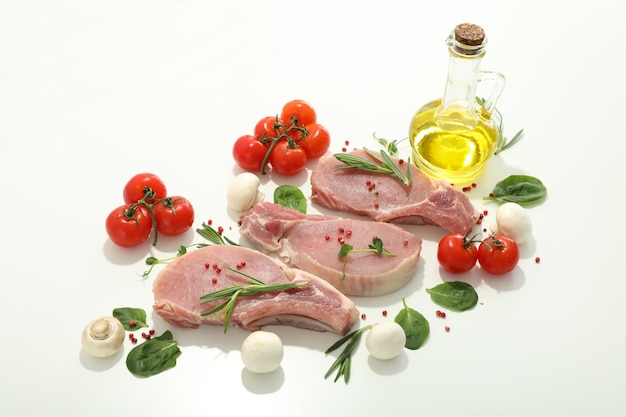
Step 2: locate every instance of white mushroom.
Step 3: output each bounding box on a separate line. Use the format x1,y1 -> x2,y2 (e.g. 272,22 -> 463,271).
81,316 -> 125,358
365,322 -> 406,360
490,202 -> 533,244
240,330 -> 284,373
226,172 -> 265,212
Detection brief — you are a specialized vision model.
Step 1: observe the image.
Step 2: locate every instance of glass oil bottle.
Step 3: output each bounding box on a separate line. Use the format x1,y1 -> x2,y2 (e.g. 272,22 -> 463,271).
409,23 -> 506,184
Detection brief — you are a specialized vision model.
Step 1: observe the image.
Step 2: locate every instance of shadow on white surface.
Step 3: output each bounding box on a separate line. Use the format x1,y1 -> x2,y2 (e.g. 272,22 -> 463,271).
367,350 -> 410,376
241,366 -> 285,394
78,347 -> 124,372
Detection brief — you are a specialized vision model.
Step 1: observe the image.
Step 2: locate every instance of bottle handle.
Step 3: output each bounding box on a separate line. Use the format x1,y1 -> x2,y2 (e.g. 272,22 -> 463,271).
478,71 -> 506,115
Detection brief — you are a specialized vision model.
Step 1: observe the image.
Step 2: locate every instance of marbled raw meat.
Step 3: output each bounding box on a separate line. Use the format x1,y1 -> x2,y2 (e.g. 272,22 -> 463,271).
310,149 -> 478,234
153,245 -> 358,335
239,202 -> 422,296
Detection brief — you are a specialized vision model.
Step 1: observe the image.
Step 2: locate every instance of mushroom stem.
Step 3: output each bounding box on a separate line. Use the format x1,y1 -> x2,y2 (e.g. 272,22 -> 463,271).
89,318 -> 113,340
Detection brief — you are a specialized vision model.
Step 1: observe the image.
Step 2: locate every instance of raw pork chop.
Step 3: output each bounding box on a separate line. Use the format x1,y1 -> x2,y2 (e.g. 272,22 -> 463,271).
310,149 -> 478,234
239,202 -> 422,297
153,245 -> 358,335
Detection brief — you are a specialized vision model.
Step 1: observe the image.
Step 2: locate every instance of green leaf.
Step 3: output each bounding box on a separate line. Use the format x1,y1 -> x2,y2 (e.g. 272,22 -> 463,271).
368,237 -> 384,253
484,174 -> 547,206
337,244 -> 353,258
113,307 -> 148,331
274,185 -> 307,214
395,299 -> 430,350
126,330 -> 181,377
426,281 -> 478,312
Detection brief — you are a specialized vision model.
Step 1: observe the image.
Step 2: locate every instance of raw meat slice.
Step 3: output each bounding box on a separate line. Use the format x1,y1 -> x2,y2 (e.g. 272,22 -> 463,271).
239,202 -> 422,296
310,149 -> 478,234
153,245 -> 358,335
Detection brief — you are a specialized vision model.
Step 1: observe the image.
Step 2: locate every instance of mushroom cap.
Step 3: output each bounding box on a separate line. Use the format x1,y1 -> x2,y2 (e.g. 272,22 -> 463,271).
81,316 -> 125,358
240,330 -> 284,373
227,172 -> 265,212
495,202 -> 532,244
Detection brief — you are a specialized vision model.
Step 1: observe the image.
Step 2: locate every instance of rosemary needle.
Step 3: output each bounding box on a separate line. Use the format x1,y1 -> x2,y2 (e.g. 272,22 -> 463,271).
324,325 -> 371,383
199,266 -> 308,333
333,148 -> 412,186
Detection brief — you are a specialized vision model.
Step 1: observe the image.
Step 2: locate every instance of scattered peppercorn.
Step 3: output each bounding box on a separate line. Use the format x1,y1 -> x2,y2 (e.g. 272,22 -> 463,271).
361,313 -> 367,320
382,310 -> 388,317
535,257 -> 541,263
445,326 -> 450,332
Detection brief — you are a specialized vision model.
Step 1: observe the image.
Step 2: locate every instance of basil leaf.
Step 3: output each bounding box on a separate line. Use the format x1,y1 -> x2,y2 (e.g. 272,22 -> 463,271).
395,299 -> 429,350
483,175 -> 547,206
126,330 -> 181,377
273,185 -> 307,213
113,307 -> 148,331
426,281 -> 478,312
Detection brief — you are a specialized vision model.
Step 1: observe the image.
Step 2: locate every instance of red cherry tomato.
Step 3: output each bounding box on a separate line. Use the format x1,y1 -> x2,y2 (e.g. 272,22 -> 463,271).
300,123 -> 331,159
437,233 -> 479,273
105,204 -> 152,248
280,99 -> 317,127
232,135 -> 268,172
269,140 -> 307,176
123,173 -> 167,204
254,116 -> 286,141
478,235 -> 520,275
153,196 -> 195,236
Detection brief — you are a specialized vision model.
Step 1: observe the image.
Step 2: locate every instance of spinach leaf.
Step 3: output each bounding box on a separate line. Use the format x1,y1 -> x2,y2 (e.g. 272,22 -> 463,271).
426,281 -> 478,312
126,330 -> 181,377
113,307 -> 148,331
273,185 -> 307,213
394,298 -> 429,350
483,175 -> 547,206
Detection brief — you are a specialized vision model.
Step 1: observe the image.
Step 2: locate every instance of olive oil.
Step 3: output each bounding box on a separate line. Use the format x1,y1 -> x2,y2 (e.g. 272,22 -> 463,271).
409,98 -> 499,184
409,23 -> 505,185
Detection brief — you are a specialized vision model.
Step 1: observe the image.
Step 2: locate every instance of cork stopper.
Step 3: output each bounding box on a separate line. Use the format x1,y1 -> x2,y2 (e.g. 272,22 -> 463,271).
454,23 -> 485,46
449,23 -> 487,56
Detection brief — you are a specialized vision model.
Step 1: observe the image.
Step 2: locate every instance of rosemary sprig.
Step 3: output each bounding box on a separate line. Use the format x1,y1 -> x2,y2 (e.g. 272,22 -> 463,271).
199,266 -> 308,333
195,222 -> 239,246
333,148 -> 412,186
337,237 -> 396,280
476,96 -> 524,154
324,325 -> 371,383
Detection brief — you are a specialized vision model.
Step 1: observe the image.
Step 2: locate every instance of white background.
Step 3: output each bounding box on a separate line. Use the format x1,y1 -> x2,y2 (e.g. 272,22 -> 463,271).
1,1 -> 624,416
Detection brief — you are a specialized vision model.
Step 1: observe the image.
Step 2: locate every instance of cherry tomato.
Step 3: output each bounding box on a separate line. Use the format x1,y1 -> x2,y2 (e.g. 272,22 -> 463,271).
105,204 -> 152,248
300,123 -> 331,159
123,173 -> 167,204
254,116 -> 286,141
437,233 -> 479,273
232,135 -> 268,172
153,196 -> 195,236
280,99 -> 317,127
269,140 -> 307,176
478,235 -> 520,275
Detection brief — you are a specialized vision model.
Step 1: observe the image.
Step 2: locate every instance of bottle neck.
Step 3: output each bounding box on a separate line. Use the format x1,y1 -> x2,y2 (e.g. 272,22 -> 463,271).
440,49 -> 484,113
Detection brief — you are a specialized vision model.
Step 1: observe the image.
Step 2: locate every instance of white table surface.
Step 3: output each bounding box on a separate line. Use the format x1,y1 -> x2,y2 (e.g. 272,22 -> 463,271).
1,1 -> 624,416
